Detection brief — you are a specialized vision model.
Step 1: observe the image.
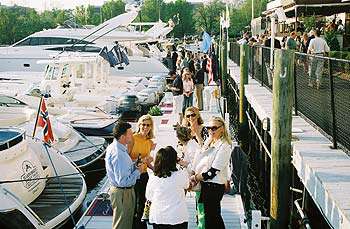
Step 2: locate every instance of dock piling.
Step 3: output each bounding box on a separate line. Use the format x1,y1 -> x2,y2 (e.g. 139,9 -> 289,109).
270,48 -> 294,229
239,44 -> 249,152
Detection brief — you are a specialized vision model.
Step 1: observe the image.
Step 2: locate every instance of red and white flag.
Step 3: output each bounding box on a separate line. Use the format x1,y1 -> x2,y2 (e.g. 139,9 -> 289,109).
206,56 -> 214,85
37,98 -> 54,143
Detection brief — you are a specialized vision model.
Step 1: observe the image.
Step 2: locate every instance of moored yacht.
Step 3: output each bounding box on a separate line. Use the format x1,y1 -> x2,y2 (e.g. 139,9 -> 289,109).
0,95 -> 108,168
0,5 -> 172,74
0,128 -> 87,228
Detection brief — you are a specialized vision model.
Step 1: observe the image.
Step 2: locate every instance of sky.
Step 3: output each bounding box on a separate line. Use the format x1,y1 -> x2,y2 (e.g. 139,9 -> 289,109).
0,0 -> 106,11
0,0 -> 207,12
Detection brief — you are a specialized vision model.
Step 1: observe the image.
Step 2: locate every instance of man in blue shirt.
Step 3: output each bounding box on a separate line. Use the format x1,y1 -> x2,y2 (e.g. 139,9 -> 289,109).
105,121 -> 145,229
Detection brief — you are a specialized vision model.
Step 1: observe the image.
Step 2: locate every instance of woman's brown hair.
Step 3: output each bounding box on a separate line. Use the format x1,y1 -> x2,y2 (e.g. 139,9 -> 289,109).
153,146 -> 178,178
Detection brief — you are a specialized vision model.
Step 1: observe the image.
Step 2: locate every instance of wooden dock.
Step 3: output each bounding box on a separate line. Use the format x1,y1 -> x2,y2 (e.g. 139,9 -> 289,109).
77,93 -> 247,229
228,59 -> 350,229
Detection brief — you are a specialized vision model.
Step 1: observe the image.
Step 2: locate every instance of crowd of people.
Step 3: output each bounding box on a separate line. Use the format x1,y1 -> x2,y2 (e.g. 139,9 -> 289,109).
106,109 -> 233,229
238,24 -> 330,90
167,48 -> 216,124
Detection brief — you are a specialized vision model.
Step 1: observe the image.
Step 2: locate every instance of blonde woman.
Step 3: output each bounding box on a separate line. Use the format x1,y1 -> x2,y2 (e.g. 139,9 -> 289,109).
182,106 -> 209,147
182,70 -> 194,114
191,116 -> 232,229
129,114 -> 155,229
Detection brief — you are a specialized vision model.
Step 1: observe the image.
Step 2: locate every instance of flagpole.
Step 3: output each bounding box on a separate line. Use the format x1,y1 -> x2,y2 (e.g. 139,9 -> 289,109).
32,96 -> 43,138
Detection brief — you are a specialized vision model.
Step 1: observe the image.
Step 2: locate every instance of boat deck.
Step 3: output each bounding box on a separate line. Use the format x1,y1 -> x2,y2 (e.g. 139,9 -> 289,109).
228,59 -> 350,229
76,94 -> 247,229
62,136 -> 106,168
29,176 -> 84,223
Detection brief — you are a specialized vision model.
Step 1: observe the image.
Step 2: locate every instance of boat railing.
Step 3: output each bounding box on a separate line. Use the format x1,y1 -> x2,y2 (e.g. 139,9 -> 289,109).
0,187 -> 45,228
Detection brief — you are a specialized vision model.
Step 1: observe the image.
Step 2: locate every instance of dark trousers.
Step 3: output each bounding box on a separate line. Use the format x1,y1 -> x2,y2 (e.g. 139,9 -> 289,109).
182,93 -> 193,114
201,182 -> 225,229
133,172 -> 149,229
153,222 -> 188,229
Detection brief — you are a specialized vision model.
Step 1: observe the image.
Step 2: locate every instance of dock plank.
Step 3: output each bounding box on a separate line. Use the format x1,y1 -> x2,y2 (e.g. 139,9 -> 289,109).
228,60 -> 350,229
77,92 -> 247,229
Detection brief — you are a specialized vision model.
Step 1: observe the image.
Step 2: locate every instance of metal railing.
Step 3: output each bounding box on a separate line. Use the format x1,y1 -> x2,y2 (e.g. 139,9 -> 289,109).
229,42 -> 350,153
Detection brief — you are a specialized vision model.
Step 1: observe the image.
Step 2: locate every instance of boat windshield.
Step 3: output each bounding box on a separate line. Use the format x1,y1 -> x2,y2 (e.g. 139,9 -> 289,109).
26,87 -> 42,97
45,65 -> 60,80
0,129 -> 24,149
0,95 -> 27,106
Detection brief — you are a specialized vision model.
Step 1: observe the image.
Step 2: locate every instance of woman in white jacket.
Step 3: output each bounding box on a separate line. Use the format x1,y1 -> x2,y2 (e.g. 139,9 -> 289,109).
146,146 -> 189,229
191,116 -> 232,229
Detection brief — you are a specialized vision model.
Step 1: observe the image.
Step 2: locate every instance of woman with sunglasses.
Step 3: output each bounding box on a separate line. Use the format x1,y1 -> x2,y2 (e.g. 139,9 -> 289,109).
182,106 -> 209,147
129,114 -> 156,229
146,146 -> 189,229
191,116 -> 232,229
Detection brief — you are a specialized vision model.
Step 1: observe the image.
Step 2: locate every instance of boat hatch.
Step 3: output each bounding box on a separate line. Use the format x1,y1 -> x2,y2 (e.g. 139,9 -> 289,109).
0,129 -> 25,151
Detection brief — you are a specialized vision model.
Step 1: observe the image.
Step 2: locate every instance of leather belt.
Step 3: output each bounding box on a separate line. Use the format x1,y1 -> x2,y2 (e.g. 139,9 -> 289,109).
114,186 -> 133,189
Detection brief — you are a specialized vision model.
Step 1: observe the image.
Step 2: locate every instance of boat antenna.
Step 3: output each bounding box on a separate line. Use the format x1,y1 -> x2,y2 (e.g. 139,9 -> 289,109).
81,25 -> 125,48
55,23 -> 109,57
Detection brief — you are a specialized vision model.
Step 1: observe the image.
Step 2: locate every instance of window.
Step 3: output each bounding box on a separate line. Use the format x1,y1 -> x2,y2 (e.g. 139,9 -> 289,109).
14,37 -> 94,47
45,65 -> 54,80
51,37 -> 69,45
52,66 -> 59,80
61,64 -> 70,78
13,38 -> 31,46
84,46 -> 101,52
0,95 -> 26,106
45,65 -> 59,80
38,37 -> 51,45
29,37 -> 39,46
45,46 -> 101,53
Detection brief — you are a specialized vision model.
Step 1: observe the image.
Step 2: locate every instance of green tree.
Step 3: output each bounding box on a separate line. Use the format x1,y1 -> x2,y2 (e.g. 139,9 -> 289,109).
138,0 -> 162,23
0,8 -> 15,44
86,5 -> 101,25
193,0 -> 225,35
137,0 -> 194,37
101,0 -> 125,22
325,30 -> 340,51
228,0 -> 268,37
3,6 -> 43,44
75,5 -> 88,25
163,0 -> 194,37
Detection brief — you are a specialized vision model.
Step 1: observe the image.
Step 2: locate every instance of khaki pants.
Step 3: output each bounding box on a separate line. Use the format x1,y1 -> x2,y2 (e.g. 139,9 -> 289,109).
109,186 -> 135,229
195,84 -> 204,110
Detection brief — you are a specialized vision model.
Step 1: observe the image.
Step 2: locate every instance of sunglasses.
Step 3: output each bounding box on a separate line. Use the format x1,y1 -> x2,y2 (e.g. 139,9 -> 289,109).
141,123 -> 151,127
207,125 -> 222,132
186,113 -> 196,118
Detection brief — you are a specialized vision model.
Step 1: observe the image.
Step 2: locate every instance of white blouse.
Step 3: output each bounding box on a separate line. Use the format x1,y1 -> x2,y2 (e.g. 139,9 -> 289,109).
146,170 -> 190,225
177,139 -> 199,163
183,79 -> 194,94
194,139 -> 232,184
